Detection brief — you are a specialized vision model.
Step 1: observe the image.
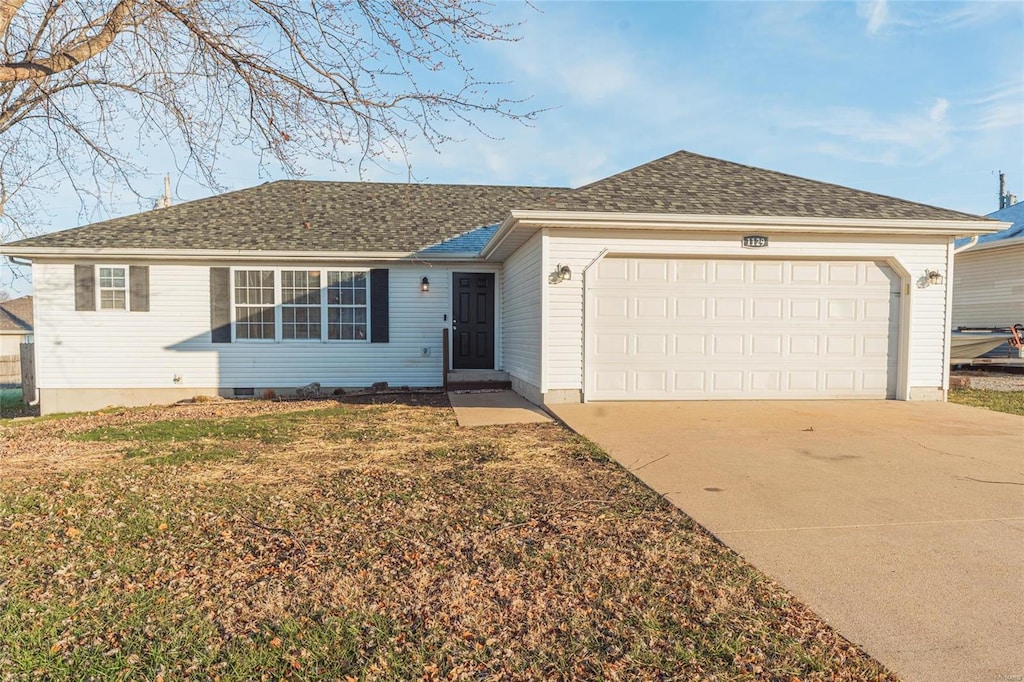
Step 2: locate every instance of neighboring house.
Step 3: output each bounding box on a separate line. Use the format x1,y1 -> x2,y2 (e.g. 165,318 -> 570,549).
0,296 -> 34,385
0,150 -> 1004,415
952,202 -> 1024,331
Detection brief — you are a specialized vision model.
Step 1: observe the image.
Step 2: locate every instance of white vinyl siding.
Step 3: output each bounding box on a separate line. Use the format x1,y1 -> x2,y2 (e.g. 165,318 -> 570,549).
501,232 -> 543,389
952,244 -> 1024,327
587,257 -> 899,400
32,262 -> 453,390
545,230 -> 952,398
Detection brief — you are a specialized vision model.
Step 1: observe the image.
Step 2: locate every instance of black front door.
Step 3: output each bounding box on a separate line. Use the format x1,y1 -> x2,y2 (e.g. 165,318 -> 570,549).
452,272 -> 495,369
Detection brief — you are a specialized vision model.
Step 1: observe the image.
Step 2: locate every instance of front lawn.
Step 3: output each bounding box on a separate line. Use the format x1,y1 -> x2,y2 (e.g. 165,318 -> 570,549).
949,388 -> 1024,416
0,396 -> 895,680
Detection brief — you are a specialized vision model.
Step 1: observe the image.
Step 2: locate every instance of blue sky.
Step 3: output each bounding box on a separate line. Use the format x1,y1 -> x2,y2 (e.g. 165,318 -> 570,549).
4,0 -> 1022,295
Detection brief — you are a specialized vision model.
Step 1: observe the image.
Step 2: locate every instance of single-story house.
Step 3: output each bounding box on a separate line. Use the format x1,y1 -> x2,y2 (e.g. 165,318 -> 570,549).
0,150 -> 1005,415
0,295 -> 33,385
952,201 -> 1024,332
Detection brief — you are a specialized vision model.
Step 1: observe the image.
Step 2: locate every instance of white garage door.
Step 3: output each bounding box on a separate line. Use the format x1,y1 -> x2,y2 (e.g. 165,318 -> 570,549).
586,258 -> 900,400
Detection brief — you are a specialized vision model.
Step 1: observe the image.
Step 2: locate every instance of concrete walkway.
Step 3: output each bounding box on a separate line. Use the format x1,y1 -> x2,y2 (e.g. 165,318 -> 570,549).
447,390 -> 553,427
551,400 -> 1024,682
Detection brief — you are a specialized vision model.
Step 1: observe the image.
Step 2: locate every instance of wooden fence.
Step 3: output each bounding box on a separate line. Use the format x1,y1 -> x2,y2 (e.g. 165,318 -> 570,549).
0,354 -> 19,385
20,343 -> 35,399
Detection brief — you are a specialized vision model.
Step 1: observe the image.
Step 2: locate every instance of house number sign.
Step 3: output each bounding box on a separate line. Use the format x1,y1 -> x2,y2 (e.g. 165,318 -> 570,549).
742,235 -> 769,248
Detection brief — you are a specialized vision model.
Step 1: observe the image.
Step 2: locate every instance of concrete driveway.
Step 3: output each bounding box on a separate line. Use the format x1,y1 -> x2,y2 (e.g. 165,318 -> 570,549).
551,400 -> 1024,682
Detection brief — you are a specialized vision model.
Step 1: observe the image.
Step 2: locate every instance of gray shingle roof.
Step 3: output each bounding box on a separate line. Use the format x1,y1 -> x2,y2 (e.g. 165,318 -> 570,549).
533,150 -> 983,220
0,296 -> 32,332
3,150 -> 987,254
7,182 -> 572,252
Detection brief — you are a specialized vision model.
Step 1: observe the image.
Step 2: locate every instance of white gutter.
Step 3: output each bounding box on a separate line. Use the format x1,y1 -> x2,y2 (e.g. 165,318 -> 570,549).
481,211 -> 1007,258
953,235 -> 979,254
0,247 -> 486,262
953,235 -> 1024,255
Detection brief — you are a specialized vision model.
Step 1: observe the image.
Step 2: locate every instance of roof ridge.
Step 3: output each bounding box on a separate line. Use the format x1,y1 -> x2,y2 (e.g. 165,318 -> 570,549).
573,148 -> 984,220
271,179 -> 571,191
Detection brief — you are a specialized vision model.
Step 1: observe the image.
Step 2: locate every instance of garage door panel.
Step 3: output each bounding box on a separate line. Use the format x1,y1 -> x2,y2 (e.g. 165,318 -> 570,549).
826,335 -> 857,355
791,262 -> 823,283
637,259 -> 670,281
676,298 -> 707,319
674,371 -> 705,391
596,258 -> 629,280
711,371 -> 744,391
714,261 -> 745,282
827,299 -> 858,320
787,370 -> 818,391
826,262 -> 860,284
790,299 -> 821,319
863,299 -> 891,320
675,260 -> 708,282
595,295 -> 629,320
712,334 -> 744,354
751,334 -> 783,355
789,335 -> 820,355
675,334 -> 705,354
862,336 -> 891,356
636,297 -> 669,319
753,298 -> 784,319
713,298 -> 745,319
751,370 -> 782,391
753,261 -> 785,283
636,333 -> 668,355
636,370 -> 668,391
586,258 -> 900,400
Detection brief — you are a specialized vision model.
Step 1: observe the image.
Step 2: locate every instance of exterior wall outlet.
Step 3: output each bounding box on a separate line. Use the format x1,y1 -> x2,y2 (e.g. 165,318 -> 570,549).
421,347 -> 430,357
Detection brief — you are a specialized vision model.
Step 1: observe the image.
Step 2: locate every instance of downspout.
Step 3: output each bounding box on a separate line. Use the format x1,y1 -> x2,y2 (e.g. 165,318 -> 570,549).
953,235 -> 979,254
5,256 -> 40,406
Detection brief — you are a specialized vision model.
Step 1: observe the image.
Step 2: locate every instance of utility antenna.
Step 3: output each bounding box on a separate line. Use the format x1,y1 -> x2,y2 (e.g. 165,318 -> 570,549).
155,175 -> 172,209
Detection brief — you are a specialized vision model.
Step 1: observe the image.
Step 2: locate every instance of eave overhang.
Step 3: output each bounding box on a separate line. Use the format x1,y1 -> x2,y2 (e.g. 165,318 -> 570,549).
480,210 -> 1008,261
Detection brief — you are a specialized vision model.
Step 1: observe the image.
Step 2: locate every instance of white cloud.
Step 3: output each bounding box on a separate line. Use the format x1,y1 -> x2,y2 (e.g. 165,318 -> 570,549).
859,0 -> 889,35
860,1 -> 1014,36
779,97 -> 954,166
963,82 -> 1024,131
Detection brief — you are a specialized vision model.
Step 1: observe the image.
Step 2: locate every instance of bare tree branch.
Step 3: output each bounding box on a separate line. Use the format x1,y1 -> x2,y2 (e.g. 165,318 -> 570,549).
0,0 -> 536,247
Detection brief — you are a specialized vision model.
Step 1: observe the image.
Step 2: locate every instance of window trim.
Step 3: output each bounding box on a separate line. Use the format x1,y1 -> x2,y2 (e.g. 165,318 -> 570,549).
231,269 -> 277,343
281,269 -> 324,343
326,269 -> 371,342
229,266 -> 371,343
96,264 -> 130,312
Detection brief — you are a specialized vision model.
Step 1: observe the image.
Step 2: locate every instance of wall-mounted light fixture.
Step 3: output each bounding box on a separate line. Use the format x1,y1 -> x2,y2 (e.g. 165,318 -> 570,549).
420,277 -> 430,292
925,269 -> 944,287
550,264 -> 573,284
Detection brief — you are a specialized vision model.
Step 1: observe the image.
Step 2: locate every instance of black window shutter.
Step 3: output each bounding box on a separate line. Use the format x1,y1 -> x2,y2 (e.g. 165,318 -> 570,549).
74,264 -> 96,311
370,268 -> 389,343
129,265 -> 150,312
210,267 -> 231,343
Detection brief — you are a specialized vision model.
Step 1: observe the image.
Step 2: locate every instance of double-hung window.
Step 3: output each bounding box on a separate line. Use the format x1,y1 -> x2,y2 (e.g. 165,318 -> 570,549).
282,270 -> 322,340
231,268 -> 368,341
327,271 -> 368,340
98,266 -> 128,310
234,270 -> 275,340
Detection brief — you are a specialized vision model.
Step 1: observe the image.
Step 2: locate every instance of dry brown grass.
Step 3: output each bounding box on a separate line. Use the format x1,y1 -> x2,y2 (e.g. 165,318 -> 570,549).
0,395 -> 897,680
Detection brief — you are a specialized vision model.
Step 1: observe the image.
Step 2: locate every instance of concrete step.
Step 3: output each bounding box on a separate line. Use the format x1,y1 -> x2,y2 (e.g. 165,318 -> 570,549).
447,369 -> 511,390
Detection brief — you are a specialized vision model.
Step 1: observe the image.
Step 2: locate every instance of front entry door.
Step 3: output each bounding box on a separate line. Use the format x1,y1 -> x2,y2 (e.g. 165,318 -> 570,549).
452,272 -> 495,369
